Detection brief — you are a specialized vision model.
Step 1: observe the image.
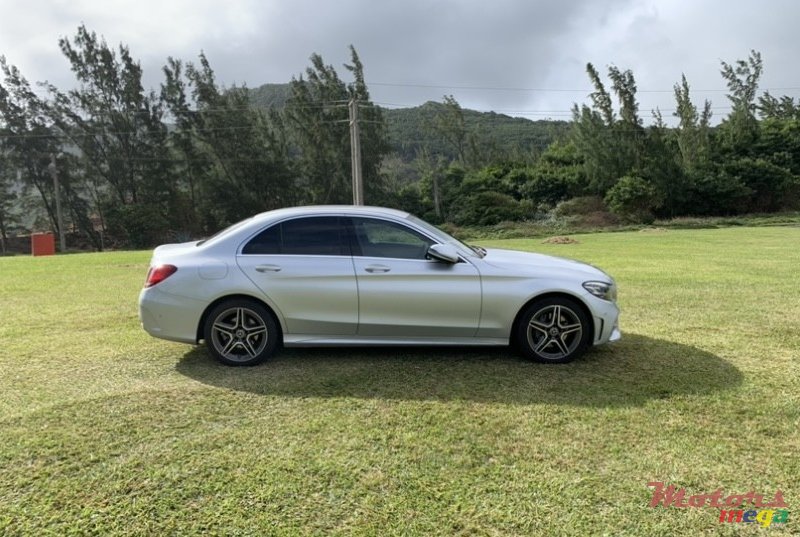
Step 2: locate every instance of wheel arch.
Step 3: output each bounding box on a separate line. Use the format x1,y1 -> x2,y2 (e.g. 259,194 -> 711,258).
510,292 -> 595,347
196,294 -> 283,344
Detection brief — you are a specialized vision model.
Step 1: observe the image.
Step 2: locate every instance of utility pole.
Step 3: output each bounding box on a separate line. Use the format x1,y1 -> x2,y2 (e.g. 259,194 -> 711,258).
348,98 -> 364,205
49,153 -> 66,252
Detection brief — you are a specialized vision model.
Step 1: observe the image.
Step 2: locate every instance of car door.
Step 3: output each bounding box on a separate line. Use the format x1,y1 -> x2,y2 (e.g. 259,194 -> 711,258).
349,217 -> 481,338
236,216 -> 358,335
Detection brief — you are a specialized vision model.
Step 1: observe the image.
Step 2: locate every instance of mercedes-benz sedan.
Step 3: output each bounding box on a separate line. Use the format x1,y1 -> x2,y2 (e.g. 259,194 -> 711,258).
139,206 -> 620,365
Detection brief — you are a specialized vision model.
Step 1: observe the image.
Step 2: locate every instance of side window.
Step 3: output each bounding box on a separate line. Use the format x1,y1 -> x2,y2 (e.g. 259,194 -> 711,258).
352,217 -> 434,259
281,217 -> 346,255
242,217 -> 348,256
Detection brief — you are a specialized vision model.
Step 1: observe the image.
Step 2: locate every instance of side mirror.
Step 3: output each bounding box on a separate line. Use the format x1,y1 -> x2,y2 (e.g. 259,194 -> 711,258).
427,243 -> 459,264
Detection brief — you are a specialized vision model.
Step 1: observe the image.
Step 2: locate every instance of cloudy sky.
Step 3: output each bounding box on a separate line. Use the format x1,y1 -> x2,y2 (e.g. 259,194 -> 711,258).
1,0 -> 798,124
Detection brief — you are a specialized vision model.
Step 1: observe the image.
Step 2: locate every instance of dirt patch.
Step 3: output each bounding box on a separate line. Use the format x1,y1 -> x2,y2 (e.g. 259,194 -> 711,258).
639,227 -> 668,233
542,236 -> 580,244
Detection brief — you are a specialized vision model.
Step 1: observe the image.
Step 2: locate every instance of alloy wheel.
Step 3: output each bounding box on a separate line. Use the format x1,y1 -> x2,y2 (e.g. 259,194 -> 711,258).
526,304 -> 584,361
210,306 -> 269,362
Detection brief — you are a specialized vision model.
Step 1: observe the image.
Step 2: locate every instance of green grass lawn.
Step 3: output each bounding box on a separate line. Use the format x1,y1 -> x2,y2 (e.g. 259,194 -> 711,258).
0,227 -> 797,535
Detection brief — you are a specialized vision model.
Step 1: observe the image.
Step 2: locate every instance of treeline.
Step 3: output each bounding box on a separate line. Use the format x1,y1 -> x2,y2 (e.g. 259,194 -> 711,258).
0,26 -> 388,250
393,51 -> 800,226
1,27 -> 799,252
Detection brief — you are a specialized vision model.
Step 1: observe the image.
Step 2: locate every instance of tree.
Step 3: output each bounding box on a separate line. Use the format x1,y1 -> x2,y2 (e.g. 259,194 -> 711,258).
712,50 -> 799,212
571,63 -> 645,195
40,25 -> 174,247
641,112 -> 685,217
571,102 -> 616,195
0,57 -> 66,241
672,74 -> 712,172
520,141 -> 586,205
284,46 -> 389,205
343,46 -> 391,202
424,95 -> 467,164
758,93 -> 800,121
162,53 -> 297,232
0,156 -> 19,253
718,50 -> 763,153
160,57 -> 205,233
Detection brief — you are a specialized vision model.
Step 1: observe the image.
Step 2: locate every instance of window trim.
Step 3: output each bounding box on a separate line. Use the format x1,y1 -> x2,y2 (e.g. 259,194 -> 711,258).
237,213 -> 469,263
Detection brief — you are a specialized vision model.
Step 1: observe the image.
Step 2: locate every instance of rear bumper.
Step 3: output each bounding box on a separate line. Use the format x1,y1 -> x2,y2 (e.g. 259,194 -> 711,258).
138,287 -> 204,344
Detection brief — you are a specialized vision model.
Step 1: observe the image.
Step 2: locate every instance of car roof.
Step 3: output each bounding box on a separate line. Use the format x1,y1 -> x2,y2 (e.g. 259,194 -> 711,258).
197,206 -> 422,252
251,205 -> 412,223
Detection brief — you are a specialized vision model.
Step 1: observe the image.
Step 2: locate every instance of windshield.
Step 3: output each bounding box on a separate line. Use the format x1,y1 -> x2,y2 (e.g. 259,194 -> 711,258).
406,215 -> 484,258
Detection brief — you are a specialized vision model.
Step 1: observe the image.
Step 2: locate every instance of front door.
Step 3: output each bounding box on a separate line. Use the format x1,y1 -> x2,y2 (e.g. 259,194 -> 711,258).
349,217 -> 481,337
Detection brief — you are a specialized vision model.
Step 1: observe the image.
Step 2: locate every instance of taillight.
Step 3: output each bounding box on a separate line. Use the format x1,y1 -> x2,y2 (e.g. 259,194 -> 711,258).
144,264 -> 178,288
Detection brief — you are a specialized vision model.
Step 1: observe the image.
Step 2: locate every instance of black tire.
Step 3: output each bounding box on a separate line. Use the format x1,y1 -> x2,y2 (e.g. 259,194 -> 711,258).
203,299 -> 279,366
516,297 -> 591,364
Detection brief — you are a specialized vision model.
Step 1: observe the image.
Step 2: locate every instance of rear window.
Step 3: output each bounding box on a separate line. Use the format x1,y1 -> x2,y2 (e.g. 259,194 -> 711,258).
197,217 -> 253,246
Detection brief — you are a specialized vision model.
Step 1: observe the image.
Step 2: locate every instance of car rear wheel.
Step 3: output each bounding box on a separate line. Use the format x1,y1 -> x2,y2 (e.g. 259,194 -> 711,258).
203,299 -> 279,366
516,297 -> 591,364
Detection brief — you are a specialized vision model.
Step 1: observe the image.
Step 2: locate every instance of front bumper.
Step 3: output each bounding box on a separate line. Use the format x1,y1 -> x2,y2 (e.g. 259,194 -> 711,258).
590,298 -> 620,346
608,325 -> 621,343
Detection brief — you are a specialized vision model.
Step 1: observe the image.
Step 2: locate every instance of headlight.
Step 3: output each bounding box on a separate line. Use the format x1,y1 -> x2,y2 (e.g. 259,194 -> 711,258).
583,281 -> 617,302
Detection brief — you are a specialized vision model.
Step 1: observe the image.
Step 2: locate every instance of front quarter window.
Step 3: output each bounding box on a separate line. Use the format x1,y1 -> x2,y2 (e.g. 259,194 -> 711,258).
405,215 -> 476,258
352,218 -> 433,259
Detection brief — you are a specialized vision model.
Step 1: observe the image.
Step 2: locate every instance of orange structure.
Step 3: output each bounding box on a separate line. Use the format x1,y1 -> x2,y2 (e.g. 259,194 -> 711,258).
31,233 -> 56,256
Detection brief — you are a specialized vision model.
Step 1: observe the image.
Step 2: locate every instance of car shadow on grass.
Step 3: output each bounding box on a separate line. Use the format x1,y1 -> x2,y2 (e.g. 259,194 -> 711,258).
175,333 -> 742,407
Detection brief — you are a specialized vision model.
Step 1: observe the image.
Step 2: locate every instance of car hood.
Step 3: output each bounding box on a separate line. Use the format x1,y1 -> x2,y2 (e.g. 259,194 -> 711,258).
480,248 -> 612,280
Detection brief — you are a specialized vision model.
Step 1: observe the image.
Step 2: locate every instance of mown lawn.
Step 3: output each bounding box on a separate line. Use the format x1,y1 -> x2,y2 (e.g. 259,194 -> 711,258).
0,226 -> 797,535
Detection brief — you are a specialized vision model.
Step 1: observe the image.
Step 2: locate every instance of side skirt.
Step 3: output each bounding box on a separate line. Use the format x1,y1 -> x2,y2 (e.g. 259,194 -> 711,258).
283,335 -> 509,347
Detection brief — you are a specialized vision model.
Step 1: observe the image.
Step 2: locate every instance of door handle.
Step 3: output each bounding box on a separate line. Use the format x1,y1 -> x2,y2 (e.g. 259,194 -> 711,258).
255,264 -> 282,273
364,264 -> 391,273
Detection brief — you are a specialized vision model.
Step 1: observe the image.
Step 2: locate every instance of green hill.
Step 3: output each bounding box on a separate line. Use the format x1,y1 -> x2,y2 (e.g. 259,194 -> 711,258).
248,83 -> 293,109
383,101 -> 569,161
249,84 -> 570,162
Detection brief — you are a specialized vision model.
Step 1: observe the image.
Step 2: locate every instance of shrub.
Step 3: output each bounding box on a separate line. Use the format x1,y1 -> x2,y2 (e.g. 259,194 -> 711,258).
104,203 -> 169,249
452,192 -> 532,226
553,196 -> 608,217
604,176 -> 662,224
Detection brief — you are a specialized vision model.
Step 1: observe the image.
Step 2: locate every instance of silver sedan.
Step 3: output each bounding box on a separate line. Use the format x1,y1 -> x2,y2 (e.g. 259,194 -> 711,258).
139,206 -> 620,365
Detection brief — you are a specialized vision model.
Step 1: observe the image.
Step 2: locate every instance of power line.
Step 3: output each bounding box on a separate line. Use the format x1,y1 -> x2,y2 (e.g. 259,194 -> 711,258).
11,78 -> 800,103
0,124 -> 289,140
373,101 -> 737,118
369,81 -> 800,94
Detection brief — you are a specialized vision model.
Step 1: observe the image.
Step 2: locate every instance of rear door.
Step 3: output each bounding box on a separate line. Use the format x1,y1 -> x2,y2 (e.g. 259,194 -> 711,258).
236,216 -> 358,335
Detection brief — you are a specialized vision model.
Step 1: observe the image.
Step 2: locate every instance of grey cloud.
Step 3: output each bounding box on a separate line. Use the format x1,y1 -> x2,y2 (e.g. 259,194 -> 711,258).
1,0 -> 799,122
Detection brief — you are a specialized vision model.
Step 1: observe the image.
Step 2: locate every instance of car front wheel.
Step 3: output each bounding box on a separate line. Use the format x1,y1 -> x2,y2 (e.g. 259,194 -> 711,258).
516,297 -> 591,363
203,299 -> 279,366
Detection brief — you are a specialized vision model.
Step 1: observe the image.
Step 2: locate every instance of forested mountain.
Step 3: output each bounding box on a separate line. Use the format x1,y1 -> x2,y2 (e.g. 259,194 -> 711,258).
248,83 -> 293,109
249,84 -> 570,162
383,103 -> 570,161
